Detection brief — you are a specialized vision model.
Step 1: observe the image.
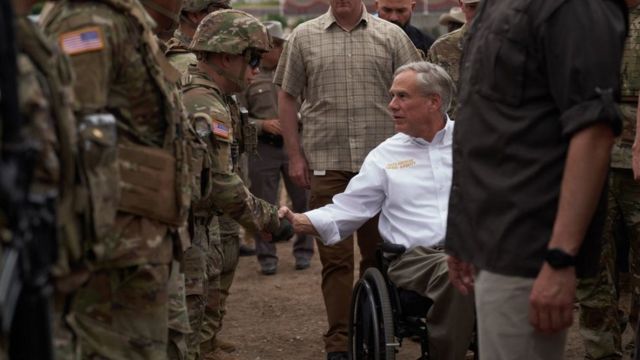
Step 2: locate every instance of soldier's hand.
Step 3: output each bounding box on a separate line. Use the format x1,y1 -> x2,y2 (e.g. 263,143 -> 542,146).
270,218 -> 294,242
262,119 -> 282,135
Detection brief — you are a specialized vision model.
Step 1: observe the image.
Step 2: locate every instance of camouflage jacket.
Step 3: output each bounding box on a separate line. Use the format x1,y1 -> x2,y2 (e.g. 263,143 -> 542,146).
166,29 -> 197,75
181,65 -> 280,233
611,6 -> 640,169
17,16 -> 83,276
426,24 -> 466,117
42,0 -> 191,267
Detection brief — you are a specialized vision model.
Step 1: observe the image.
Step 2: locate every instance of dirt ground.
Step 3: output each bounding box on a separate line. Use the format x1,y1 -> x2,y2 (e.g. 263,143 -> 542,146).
222,241 -> 636,360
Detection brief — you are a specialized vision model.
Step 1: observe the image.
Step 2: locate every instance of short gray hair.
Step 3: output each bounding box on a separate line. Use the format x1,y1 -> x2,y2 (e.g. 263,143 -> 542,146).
394,61 -> 455,116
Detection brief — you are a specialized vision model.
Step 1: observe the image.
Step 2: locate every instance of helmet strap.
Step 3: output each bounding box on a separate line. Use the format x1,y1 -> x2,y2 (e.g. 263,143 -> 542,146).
203,54 -> 248,91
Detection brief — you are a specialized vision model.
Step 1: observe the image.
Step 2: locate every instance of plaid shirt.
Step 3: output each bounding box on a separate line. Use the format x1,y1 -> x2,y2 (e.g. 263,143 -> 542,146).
274,6 -> 421,172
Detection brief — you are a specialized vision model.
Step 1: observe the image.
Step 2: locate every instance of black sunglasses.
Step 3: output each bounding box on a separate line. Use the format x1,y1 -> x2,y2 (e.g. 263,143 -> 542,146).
245,50 -> 261,69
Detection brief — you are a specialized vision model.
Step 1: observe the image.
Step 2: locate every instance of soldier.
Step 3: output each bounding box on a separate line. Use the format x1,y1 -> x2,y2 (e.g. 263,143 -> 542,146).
41,0 -> 192,358
11,0 -> 84,358
166,0 -> 230,75
577,0 -> 640,358
426,0 -> 480,116
181,9 -> 291,360
237,21 -> 314,276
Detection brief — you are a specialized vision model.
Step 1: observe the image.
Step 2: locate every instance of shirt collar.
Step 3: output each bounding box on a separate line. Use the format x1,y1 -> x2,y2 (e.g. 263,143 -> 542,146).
321,3 -> 370,30
409,115 -> 454,146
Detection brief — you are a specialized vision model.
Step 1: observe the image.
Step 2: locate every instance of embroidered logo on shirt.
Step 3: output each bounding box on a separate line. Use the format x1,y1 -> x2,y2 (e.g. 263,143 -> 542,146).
59,27 -> 105,55
385,159 -> 416,169
212,121 -> 230,139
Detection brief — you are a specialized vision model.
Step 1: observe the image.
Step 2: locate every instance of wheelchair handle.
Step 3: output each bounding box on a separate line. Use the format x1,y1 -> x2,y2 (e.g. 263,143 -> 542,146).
381,243 -> 406,255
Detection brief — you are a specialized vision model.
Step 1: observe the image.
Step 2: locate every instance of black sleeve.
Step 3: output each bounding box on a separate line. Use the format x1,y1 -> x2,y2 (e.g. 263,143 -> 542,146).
543,0 -> 627,137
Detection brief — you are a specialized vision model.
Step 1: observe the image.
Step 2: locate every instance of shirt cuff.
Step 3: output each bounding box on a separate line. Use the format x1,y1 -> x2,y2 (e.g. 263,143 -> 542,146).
559,88 -> 623,138
305,208 -> 342,246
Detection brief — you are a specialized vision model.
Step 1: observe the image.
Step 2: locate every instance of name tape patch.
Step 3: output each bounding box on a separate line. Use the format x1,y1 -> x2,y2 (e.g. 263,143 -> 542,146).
59,27 -> 104,55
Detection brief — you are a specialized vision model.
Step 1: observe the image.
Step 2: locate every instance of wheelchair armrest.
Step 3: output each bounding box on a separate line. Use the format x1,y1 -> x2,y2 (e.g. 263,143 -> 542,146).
381,243 -> 406,255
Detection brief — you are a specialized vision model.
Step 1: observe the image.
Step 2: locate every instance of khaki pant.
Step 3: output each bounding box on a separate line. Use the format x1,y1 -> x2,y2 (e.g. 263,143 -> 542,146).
309,170 -> 381,353
387,247 -> 475,360
475,270 -> 567,360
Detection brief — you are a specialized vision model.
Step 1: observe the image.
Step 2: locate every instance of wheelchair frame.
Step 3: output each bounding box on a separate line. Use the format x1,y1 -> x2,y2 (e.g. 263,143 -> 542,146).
348,243 -> 432,360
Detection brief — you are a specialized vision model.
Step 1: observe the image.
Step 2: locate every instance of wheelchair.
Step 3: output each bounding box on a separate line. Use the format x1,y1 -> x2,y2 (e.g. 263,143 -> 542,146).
348,243 -> 478,360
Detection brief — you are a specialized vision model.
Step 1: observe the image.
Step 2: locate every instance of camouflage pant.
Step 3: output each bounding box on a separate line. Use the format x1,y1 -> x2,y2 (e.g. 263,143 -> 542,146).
577,168 -> 640,359
180,216 -> 222,360
200,216 -> 240,353
68,263 -> 170,360
167,260 -> 191,360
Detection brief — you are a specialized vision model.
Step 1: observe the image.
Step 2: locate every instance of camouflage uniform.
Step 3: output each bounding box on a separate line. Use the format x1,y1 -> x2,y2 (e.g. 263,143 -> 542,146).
16,15 -> 82,360
426,24 -> 467,116
576,6 -> 640,359
180,10 -> 280,359
167,29 -> 198,75
165,0 -> 231,75
42,0 -> 192,358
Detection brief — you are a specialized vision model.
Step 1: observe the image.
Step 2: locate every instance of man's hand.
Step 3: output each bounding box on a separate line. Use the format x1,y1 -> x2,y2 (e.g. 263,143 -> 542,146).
447,255 -> 474,295
262,119 -> 282,135
270,217 -> 294,242
288,154 -> 310,189
278,206 -> 319,236
529,263 -> 576,333
632,141 -> 640,181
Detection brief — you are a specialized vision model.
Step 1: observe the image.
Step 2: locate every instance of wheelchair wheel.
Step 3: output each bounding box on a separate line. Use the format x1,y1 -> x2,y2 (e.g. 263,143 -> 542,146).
348,268 -> 396,360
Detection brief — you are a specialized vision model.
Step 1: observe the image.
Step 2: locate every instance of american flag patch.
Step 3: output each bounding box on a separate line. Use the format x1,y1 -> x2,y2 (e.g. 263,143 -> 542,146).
212,121 -> 230,139
59,27 -> 104,56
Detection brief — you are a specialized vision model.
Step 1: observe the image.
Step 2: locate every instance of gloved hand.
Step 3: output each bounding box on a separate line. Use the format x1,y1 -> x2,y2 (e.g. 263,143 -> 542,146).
270,218 -> 294,242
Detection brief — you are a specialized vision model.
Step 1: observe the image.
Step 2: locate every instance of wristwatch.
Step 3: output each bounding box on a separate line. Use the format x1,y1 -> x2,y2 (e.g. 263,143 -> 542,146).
544,248 -> 576,269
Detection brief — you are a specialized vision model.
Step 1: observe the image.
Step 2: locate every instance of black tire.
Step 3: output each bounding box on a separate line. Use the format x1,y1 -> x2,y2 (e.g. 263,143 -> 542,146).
348,268 -> 396,360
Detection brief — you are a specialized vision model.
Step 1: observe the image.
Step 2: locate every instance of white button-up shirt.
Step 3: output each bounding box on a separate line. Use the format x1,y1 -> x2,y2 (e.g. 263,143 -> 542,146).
306,119 -> 454,250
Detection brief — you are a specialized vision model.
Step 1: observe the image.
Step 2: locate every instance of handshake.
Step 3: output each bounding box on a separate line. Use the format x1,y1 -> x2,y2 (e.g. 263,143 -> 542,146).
265,206 -> 315,242
265,206 -> 296,242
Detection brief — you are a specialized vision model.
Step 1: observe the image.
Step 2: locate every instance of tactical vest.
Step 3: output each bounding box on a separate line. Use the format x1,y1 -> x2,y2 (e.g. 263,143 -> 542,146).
17,18 -> 82,276
43,0 -> 192,257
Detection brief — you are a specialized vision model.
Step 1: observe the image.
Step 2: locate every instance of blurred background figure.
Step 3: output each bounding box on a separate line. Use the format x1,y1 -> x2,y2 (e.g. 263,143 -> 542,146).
375,0 -> 434,56
238,21 -> 314,276
438,6 -> 465,33
427,0 -> 481,116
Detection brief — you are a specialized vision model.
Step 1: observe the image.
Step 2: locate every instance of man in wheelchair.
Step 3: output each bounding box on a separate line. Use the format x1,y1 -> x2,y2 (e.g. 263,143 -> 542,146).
279,61 -> 475,360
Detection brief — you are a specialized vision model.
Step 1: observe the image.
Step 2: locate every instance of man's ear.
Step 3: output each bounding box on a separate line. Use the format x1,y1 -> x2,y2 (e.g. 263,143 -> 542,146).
374,0 -> 379,11
220,53 -> 236,70
427,94 -> 442,113
411,0 -> 416,11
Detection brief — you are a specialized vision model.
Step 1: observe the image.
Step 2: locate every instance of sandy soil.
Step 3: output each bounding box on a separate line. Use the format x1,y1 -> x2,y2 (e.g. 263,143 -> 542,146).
222,241 -> 636,360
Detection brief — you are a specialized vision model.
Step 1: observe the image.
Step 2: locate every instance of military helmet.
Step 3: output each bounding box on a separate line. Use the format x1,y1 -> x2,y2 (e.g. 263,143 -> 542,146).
181,0 -> 230,12
189,9 -> 270,54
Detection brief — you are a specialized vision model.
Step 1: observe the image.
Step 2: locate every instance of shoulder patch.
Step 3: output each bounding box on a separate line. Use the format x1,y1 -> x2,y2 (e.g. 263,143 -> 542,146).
212,121 -> 230,139
59,26 -> 104,55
